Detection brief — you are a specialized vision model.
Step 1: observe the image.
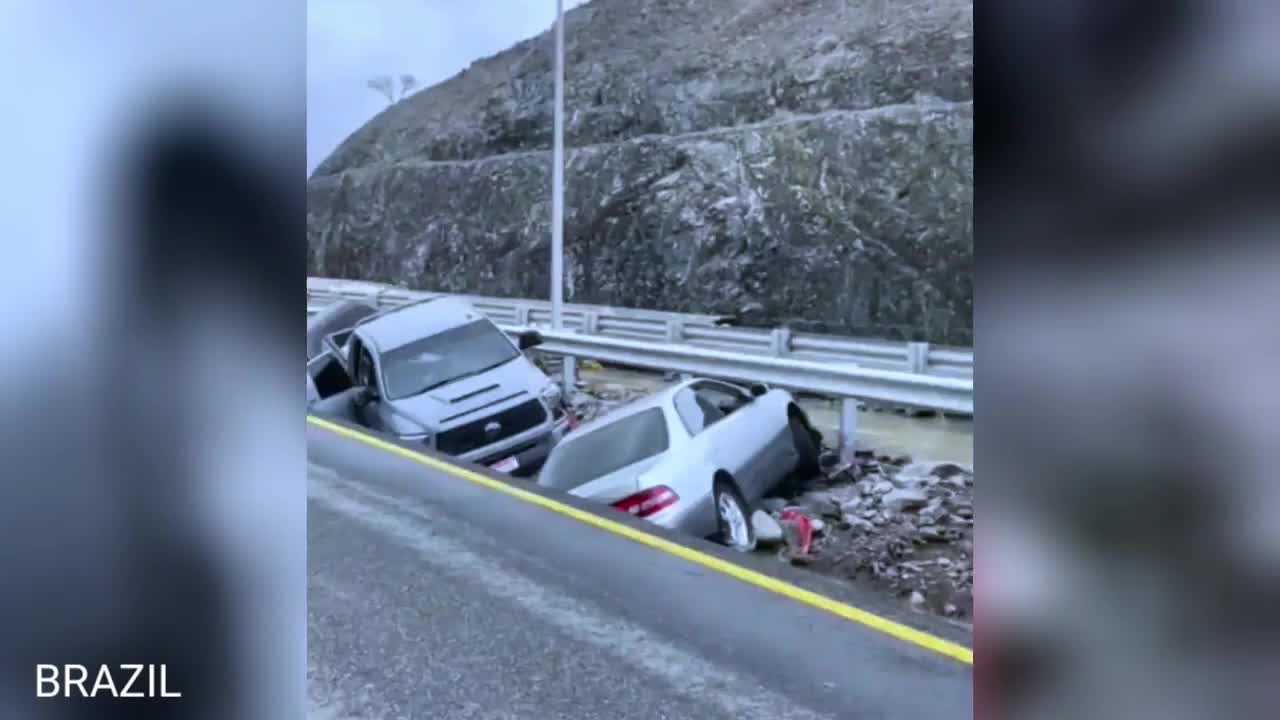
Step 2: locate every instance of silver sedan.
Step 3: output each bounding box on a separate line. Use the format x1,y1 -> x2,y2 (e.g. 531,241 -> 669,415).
536,378 -> 822,550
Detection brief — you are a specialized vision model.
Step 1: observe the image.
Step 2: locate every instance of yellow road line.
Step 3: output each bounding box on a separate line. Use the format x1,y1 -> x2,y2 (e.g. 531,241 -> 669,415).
306,414 -> 974,665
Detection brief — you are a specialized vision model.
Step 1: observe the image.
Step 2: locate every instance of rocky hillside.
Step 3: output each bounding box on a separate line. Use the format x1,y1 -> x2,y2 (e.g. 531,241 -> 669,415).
308,0 -> 973,343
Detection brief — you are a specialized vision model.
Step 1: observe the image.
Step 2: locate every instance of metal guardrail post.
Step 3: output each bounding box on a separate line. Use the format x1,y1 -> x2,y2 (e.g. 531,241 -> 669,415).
666,318 -> 684,343
515,306 -> 531,327
839,398 -> 859,464
583,311 -> 599,335
906,342 -> 929,374
769,327 -> 792,357
560,330 -> 578,391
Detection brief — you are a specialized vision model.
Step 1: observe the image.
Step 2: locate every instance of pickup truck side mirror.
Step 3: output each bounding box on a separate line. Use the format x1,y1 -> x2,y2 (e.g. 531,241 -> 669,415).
517,330 -> 544,351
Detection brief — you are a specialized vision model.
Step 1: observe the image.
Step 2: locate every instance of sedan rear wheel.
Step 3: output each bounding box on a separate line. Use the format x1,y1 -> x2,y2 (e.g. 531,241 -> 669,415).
713,478 -> 756,552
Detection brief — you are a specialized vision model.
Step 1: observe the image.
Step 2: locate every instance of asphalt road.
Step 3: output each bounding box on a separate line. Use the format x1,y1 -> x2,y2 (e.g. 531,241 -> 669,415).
307,420 -> 973,719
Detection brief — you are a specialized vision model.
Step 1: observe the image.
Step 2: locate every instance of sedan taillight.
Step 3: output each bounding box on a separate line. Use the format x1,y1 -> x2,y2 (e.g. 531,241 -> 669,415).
611,486 -> 679,518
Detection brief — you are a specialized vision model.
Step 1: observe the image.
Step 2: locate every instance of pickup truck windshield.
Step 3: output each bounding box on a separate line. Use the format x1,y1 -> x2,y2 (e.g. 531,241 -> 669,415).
381,319 -> 521,400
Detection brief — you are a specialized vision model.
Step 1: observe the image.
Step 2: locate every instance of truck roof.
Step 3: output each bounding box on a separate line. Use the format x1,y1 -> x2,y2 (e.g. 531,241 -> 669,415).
355,296 -> 492,352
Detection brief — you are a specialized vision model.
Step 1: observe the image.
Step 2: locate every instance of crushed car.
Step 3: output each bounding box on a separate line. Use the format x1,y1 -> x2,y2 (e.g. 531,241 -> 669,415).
306,297 -> 573,476
536,378 -> 823,550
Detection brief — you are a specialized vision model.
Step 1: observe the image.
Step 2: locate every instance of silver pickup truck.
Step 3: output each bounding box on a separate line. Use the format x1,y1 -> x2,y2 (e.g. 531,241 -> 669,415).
307,297 -> 572,476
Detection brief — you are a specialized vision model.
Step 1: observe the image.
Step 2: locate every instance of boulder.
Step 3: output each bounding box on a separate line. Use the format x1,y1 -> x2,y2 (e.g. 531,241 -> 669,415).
882,488 -> 929,513
751,510 -> 784,546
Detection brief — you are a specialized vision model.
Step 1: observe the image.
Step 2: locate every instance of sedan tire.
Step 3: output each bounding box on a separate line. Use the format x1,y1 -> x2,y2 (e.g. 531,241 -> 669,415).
713,477 -> 756,552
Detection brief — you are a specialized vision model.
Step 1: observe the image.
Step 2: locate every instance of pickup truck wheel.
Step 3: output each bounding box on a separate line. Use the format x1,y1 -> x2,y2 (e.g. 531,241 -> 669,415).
713,477 -> 756,552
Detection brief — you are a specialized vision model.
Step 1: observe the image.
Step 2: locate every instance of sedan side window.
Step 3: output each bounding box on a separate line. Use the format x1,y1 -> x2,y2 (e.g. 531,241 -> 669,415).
674,388 -> 726,436
692,382 -> 749,417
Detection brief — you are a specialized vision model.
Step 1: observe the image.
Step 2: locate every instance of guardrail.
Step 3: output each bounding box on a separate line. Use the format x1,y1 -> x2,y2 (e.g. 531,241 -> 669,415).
308,293 -> 973,459
307,277 -> 973,378
522,328 -> 973,415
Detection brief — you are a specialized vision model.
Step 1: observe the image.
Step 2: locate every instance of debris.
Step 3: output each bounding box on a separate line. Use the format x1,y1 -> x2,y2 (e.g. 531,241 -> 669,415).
918,498 -> 948,525
929,462 -> 967,480
881,488 -> 929,512
778,509 -> 814,555
842,515 -> 875,533
793,490 -> 841,518
917,525 -> 947,542
770,448 -> 975,620
752,510 -> 784,545
787,553 -> 814,567
758,497 -> 788,513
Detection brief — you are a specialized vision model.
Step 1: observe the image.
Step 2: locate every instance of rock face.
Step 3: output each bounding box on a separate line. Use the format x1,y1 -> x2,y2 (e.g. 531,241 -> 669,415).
308,0 -> 974,344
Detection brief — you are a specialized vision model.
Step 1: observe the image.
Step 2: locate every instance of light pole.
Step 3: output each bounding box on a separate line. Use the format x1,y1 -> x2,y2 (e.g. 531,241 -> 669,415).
550,0 -> 565,332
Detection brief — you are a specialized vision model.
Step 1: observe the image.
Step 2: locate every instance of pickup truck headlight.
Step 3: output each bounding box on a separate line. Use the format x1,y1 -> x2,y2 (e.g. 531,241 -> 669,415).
541,382 -> 566,418
540,382 -> 562,405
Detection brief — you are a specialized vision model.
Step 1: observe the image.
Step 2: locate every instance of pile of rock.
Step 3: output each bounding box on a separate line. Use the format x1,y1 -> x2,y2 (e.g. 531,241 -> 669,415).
757,453 -> 974,618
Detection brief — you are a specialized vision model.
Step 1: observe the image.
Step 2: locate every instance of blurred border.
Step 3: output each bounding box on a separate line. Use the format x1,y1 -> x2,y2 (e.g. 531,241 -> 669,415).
978,1 -> 1280,719
0,4 -> 306,719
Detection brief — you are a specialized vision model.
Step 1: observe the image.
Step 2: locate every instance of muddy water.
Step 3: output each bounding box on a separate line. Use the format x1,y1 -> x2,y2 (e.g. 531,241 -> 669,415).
799,399 -> 973,465
575,366 -> 974,465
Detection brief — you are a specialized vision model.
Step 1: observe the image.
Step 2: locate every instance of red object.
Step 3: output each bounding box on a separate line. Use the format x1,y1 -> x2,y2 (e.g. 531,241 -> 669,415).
611,486 -> 679,518
778,509 -> 813,554
566,410 -> 579,431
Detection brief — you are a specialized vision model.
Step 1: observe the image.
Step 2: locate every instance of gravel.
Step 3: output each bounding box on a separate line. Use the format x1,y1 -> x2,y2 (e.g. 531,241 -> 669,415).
762,451 -> 975,619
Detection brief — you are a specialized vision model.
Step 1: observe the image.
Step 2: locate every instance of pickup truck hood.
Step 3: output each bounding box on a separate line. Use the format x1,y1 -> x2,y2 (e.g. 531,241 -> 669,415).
384,355 -> 552,434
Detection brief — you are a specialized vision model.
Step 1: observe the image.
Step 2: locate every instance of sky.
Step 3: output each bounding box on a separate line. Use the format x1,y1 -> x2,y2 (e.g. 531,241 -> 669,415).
307,0 -> 591,174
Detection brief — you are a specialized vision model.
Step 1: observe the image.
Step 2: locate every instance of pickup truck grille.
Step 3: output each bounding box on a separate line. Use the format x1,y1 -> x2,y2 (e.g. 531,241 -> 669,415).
436,398 -> 547,456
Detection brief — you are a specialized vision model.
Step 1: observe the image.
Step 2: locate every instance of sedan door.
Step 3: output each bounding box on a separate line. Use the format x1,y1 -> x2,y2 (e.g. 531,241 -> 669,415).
677,382 -> 777,500
728,391 -> 798,494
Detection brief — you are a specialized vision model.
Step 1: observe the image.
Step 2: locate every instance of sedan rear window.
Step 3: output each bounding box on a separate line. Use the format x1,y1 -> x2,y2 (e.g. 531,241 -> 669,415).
542,408 -> 670,491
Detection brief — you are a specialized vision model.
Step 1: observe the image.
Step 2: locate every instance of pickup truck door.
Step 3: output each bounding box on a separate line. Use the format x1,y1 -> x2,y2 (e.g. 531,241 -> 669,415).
347,337 -> 386,432
308,332 -> 355,404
